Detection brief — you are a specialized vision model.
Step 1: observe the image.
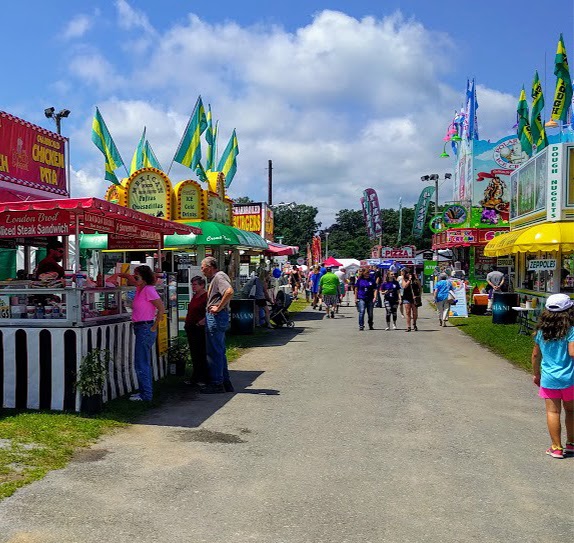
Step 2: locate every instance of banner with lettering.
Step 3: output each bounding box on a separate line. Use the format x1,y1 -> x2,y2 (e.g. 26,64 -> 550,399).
0,111 -> 68,196
233,203 -> 263,233
361,188 -> 382,240
0,209 -> 70,237
412,186 -> 435,238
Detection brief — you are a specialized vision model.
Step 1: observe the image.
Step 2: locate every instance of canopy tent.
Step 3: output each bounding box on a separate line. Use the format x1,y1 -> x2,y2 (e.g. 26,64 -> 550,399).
265,241 -> 299,256
164,220 -> 268,250
323,256 -> 343,267
483,222 -> 574,257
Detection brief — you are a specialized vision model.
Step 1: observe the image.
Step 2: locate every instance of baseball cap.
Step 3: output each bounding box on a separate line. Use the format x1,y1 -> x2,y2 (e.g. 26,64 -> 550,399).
545,293 -> 574,312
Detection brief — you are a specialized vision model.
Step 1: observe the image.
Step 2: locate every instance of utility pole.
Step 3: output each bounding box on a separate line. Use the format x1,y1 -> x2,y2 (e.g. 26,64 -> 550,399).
397,197 -> 402,244
268,160 -> 273,206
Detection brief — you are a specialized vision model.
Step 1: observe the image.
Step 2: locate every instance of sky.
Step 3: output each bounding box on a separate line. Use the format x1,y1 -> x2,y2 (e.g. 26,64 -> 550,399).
2,0 -> 573,226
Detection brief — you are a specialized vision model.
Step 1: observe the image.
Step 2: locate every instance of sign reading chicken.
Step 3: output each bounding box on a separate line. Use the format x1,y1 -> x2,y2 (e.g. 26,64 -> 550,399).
0,111 -> 68,197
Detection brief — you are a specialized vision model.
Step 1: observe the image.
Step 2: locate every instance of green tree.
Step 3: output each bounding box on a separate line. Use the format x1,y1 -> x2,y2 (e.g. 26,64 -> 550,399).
322,209 -> 371,258
273,203 -> 321,254
234,196 -> 254,203
323,207 -> 433,259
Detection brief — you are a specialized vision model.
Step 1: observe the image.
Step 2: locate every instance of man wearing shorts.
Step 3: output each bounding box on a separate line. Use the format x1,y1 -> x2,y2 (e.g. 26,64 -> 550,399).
319,266 -> 340,319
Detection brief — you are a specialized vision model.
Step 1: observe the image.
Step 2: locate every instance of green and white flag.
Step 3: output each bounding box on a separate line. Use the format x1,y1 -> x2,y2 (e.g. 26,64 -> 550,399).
412,186 -> 435,238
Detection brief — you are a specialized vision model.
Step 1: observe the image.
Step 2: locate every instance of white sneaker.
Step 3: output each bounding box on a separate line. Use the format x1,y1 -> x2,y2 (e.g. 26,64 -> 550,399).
392,324 -> 397,330
385,326 -> 390,330
129,394 -> 143,401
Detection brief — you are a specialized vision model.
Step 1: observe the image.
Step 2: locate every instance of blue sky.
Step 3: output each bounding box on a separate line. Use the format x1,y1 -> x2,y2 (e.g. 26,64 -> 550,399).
2,1 -> 573,224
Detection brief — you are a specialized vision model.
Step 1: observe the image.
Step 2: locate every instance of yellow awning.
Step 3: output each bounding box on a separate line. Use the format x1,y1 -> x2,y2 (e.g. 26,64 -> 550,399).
484,222 -> 574,256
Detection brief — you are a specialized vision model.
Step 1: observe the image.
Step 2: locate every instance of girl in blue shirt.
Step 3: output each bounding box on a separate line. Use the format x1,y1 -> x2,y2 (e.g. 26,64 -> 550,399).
531,294 -> 574,459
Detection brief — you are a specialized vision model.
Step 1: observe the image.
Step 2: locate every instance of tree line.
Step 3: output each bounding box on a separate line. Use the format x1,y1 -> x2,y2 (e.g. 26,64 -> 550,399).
235,197 -> 433,259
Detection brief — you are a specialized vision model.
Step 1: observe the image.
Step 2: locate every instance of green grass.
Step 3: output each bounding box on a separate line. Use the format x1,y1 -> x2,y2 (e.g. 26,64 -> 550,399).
450,314 -> 535,371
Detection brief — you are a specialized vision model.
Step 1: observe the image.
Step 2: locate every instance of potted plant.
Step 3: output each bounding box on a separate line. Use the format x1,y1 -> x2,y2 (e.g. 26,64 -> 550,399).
167,336 -> 190,377
76,348 -> 111,415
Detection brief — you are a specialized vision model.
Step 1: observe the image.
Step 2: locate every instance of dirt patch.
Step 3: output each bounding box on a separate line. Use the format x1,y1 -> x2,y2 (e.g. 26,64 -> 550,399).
172,429 -> 246,444
72,449 -> 110,463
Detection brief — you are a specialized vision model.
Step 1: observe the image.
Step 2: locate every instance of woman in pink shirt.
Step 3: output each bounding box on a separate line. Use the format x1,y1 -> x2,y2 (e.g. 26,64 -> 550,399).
119,265 -> 165,402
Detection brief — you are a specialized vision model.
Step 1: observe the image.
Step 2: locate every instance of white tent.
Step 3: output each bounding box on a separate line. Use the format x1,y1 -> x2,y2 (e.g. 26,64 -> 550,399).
335,258 -> 361,275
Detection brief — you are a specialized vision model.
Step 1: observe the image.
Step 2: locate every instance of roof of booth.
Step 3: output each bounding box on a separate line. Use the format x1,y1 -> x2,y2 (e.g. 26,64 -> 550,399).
165,221 -> 268,249
0,197 -> 201,236
483,222 -> 574,256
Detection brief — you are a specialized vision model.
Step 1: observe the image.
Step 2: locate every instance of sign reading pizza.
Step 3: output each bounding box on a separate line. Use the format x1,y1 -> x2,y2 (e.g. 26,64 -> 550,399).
380,245 -> 415,259
0,111 -> 68,196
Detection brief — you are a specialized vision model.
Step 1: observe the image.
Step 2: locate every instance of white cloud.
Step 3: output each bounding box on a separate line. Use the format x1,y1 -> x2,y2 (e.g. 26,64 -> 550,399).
115,0 -> 156,35
62,14 -> 92,40
63,8 -> 518,225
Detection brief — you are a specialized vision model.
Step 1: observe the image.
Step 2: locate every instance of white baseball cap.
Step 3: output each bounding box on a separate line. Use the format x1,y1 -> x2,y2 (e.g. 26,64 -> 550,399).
545,294 -> 574,312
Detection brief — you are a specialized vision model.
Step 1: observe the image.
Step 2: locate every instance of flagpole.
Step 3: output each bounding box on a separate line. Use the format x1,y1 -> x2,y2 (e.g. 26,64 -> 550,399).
167,96 -> 201,176
397,197 -> 402,244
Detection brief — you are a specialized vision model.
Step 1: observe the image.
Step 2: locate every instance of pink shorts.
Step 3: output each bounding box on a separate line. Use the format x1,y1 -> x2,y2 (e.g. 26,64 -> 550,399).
539,384 -> 574,401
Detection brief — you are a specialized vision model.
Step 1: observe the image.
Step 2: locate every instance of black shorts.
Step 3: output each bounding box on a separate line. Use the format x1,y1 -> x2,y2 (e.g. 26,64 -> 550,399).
255,299 -> 268,307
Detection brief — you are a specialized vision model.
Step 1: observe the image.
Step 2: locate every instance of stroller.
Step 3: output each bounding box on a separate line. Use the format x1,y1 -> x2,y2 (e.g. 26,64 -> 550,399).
270,290 -> 295,328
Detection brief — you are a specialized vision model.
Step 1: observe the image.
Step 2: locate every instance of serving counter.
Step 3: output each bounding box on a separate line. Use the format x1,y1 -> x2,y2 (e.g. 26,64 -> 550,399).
0,286 -> 167,412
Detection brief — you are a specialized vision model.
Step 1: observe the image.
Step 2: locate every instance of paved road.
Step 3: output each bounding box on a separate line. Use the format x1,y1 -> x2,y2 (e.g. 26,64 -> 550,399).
1,300 -> 573,542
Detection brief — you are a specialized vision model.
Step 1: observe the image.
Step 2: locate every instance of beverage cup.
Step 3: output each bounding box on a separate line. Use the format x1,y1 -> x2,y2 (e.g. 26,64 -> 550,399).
27,305 -> 36,318
44,306 -> 53,318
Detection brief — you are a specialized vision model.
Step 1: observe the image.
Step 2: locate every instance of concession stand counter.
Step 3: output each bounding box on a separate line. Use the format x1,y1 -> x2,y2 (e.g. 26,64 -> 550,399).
0,197 -> 200,411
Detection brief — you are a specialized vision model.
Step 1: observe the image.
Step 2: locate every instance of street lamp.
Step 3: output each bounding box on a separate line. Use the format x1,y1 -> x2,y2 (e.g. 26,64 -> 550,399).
421,173 -> 452,261
325,232 -> 330,260
44,107 -> 71,135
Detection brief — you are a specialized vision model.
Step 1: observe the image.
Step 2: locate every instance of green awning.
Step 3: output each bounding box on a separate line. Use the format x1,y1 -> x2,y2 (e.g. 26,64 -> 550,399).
80,234 -> 108,249
165,221 -> 268,250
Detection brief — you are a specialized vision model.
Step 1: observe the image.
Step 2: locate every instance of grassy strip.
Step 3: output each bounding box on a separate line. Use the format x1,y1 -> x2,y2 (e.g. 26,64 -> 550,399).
450,314 -> 535,371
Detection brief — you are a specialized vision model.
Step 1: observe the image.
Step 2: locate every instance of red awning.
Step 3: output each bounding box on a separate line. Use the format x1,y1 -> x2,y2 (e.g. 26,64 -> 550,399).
0,197 -> 201,240
323,256 -> 343,267
265,242 -> 299,256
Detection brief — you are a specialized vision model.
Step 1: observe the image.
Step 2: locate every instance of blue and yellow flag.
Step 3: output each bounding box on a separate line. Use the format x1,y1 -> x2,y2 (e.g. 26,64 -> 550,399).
530,71 -> 548,152
130,128 -> 147,175
551,33 -> 573,123
217,129 -> 239,188
130,128 -> 164,173
517,87 -> 533,156
205,105 -> 217,171
173,97 -> 207,170
144,141 -> 163,171
91,107 -> 125,185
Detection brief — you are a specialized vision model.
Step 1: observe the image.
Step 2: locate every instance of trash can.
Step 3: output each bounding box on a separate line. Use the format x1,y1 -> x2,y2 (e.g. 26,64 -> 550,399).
230,298 -> 256,334
492,292 -> 519,324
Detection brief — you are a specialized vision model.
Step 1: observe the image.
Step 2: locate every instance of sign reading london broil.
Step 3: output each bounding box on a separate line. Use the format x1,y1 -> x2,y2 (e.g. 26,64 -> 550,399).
0,210 -> 70,237
0,111 -> 68,197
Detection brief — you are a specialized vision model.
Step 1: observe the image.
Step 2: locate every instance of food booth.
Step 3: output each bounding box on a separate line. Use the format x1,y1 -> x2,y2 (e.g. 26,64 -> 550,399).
95,168 -> 268,334
433,135 -> 527,292
484,142 -> 574,316
0,197 -> 199,411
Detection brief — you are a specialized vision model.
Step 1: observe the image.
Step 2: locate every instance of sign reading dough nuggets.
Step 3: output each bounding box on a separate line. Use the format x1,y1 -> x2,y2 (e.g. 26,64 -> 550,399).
124,168 -> 172,219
